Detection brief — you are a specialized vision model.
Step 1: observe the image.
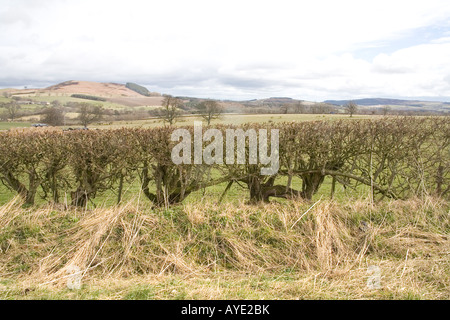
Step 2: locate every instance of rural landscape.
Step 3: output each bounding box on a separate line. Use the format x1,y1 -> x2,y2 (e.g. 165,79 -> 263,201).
1,1 -> 449,304
0,80 -> 448,300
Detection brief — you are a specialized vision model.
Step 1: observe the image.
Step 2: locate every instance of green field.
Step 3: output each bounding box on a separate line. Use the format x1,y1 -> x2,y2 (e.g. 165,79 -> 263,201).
29,95 -> 128,110
0,93 -> 151,124
0,122 -> 31,130
0,113 -> 380,131
81,113 -> 378,130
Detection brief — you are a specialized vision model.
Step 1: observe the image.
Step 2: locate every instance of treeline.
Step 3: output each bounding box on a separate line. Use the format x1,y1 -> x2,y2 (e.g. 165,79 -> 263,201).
125,82 -> 161,97
71,94 -> 107,102
0,117 -> 448,206
125,82 -> 151,96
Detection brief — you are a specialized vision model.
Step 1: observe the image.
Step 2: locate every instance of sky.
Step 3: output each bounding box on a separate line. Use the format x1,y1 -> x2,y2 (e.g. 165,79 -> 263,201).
1,0 -> 450,101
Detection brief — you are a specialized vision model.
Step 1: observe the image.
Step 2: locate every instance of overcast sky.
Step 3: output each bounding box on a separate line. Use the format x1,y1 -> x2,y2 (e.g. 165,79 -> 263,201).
1,0 -> 450,101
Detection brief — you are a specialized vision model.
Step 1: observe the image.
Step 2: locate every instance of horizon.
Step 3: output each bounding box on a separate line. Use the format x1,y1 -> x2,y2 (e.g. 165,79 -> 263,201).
2,79 -> 450,103
1,1 -> 450,101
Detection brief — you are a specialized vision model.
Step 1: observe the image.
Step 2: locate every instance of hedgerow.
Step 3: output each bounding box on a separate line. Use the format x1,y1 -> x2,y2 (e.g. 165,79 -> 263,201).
0,117 -> 448,206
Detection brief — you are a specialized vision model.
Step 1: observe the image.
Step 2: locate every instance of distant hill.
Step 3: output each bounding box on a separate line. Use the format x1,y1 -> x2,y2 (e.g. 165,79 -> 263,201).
3,80 -> 448,113
324,98 -> 448,107
324,98 -> 450,113
238,97 -> 311,107
45,80 -> 142,98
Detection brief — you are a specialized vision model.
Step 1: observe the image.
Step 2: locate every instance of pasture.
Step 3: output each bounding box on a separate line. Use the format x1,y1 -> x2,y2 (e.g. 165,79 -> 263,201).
0,113 -> 378,131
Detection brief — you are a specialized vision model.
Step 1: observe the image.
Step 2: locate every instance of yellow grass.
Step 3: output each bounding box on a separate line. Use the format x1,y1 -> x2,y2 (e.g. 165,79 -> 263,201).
0,196 -> 448,299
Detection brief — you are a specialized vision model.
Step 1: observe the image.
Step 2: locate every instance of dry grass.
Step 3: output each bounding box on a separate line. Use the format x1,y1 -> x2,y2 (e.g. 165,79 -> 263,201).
0,196 -> 448,299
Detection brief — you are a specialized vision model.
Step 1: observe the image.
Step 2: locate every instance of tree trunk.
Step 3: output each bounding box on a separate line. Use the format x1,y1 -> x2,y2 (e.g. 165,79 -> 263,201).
71,188 -> 88,207
301,172 -> 325,200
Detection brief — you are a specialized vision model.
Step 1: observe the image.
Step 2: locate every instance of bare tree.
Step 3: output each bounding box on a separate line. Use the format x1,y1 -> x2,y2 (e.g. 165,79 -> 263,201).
294,101 -> 306,114
381,105 -> 391,116
158,94 -> 183,125
344,101 -> 358,117
279,104 -> 289,114
77,103 -> 103,127
316,103 -> 333,114
41,102 -> 64,126
0,101 -> 21,121
196,99 -> 223,125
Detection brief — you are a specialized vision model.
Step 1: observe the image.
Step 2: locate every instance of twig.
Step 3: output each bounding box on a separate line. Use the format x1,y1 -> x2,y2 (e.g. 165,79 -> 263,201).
400,249 -> 409,278
290,197 -> 322,229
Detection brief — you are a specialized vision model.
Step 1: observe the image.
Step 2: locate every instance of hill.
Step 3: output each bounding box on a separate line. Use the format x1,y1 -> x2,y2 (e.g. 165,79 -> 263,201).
45,80 -> 143,98
2,81 -> 165,108
324,98 -> 450,112
2,80 -> 449,113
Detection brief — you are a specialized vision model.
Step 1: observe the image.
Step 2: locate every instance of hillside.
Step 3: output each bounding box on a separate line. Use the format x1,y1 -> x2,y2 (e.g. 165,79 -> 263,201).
2,80 -> 165,108
45,80 -> 144,98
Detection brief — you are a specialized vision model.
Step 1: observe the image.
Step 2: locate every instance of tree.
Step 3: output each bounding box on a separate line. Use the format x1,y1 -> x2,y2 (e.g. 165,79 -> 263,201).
157,95 -> 183,125
381,105 -> 391,116
0,101 -> 21,121
76,103 -> 103,127
196,99 -> 223,125
314,103 -> 332,114
344,101 -> 358,117
280,104 -> 289,114
294,101 -> 306,114
41,105 -> 64,126
125,82 -> 150,96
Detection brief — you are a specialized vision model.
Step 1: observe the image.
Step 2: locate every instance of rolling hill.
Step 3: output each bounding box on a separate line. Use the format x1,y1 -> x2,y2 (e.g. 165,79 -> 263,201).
2,80 -> 449,113
2,80 -> 165,107
45,80 -> 146,98
324,98 -> 450,112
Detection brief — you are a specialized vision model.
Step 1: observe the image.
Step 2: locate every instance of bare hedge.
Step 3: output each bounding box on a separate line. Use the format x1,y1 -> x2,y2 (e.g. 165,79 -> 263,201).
0,117 -> 448,206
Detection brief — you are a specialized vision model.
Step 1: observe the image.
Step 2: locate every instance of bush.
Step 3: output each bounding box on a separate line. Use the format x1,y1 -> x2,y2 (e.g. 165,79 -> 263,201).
0,117 -> 448,206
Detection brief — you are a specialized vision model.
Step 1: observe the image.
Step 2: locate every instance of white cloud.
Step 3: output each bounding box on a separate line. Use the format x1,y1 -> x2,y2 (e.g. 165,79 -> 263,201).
1,0 -> 450,100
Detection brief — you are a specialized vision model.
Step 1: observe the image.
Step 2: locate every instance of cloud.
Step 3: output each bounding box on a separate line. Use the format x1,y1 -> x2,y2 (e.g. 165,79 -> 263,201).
1,0 -> 450,100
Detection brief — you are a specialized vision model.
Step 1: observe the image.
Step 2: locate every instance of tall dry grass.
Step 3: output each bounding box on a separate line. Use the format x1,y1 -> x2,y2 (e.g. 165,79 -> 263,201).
0,196 -> 448,298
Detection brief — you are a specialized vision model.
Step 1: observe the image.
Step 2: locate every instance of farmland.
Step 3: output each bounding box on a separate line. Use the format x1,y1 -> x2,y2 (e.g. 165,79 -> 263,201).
0,113 -> 379,132
2,0 -> 450,303
1,80 -> 448,131
0,115 -> 448,300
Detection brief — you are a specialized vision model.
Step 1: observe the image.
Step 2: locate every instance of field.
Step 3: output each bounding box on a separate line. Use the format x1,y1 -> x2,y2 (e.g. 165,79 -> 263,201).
0,115 -> 448,300
0,113 -> 378,132
0,122 -> 30,130
89,113 -> 378,128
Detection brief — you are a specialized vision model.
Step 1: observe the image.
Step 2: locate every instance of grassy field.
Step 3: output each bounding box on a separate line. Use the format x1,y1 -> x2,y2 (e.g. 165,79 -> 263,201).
87,113 -> 378,129
0,113 -> 379,131
0,122 -> 31,130
1,93 -> 152,123
29,95 -> 130,110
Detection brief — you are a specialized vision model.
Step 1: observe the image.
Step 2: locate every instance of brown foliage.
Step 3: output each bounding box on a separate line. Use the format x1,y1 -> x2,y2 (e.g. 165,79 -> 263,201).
0,117 -> 448,206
